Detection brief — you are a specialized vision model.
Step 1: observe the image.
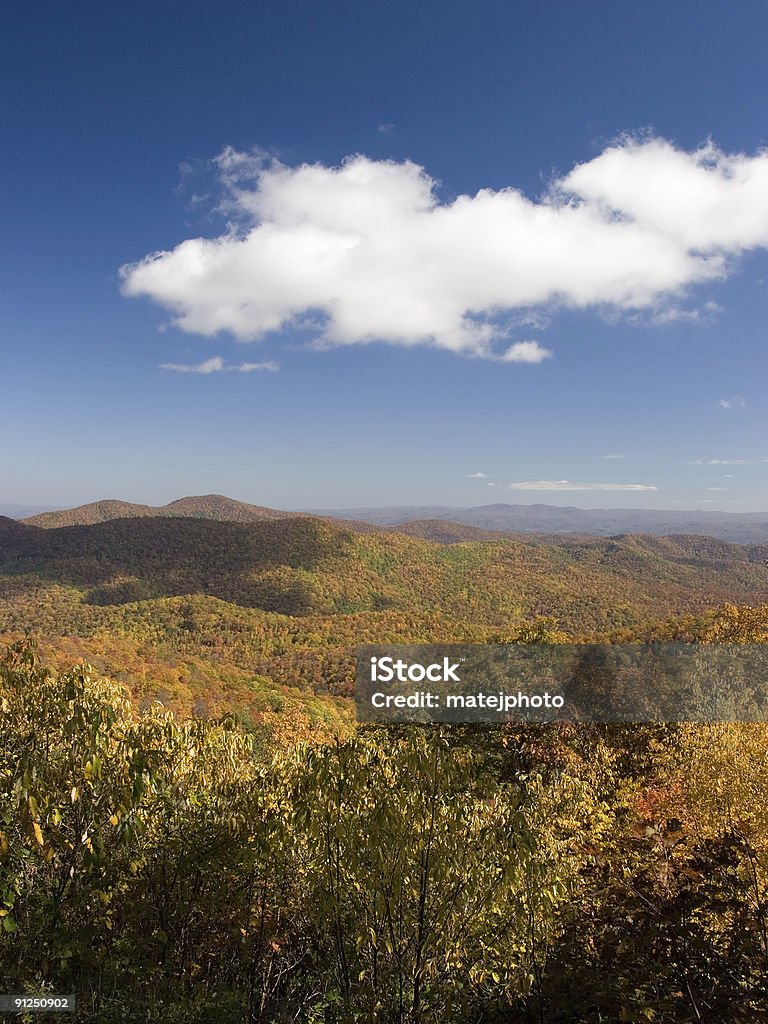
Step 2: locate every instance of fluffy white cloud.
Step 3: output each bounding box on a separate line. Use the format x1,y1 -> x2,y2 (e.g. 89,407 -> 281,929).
507,480 -> 657,491
122,136 -> 768,358
466,471 -> 488,478
719,395 -> 746,408
160,356 -> 278,373
499,340 -> 552,363
561,138 -> 768,252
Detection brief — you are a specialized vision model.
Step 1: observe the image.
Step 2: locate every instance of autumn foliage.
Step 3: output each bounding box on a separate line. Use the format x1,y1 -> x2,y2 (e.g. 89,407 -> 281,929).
2,633 -> 768,1022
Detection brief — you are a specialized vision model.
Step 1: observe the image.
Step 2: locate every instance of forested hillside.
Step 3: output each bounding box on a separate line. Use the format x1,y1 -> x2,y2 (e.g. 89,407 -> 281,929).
3,515 -> 768,630
3,513 -> 768,1021
3,513 -> 768,713
2,634 -> 768,1023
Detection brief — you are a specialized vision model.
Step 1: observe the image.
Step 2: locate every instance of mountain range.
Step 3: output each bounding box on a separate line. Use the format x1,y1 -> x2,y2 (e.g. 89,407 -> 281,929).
307,502 -> 768,544
3,509 -> 768,632
5,496 -> 768,712
18,494 -> 768,545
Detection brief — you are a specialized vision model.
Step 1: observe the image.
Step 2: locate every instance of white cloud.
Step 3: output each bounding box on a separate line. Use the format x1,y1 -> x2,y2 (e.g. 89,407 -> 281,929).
602,453 -> 627,460
690,457 -> 768,465
122,136 -> 768,358
160,356 -> 225,374
561,138 -> 768,252
706,487 -> 727,491
499,340 -> 552,363
160,356 -> 278,374
649,301 -> 722,325
719,395 -> 746,408
507,480 -> 658,491
466,471 -> 488,478
238,360 -> 279,372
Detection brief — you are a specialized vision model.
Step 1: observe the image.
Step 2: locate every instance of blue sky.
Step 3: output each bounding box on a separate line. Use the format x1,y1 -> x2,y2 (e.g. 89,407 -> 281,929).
2,0 -> 768,511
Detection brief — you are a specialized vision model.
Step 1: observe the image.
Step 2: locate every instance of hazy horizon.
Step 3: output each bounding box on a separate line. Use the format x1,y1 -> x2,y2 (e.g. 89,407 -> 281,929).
4,493 -> 768,519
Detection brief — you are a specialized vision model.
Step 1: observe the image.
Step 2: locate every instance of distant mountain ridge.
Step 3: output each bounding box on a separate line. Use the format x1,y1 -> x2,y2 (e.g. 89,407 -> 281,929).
19,495 -> 768,545
308,502 -> 768,544
0,503 -> 60,519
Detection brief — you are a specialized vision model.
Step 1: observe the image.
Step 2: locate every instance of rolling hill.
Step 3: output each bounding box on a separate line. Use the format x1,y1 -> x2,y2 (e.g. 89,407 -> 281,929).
4,512 -> 768,708
3,514 -> 768,632
22,493 -> 303,528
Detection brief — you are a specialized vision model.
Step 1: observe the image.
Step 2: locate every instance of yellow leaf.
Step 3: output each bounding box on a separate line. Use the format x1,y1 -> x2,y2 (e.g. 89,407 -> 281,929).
33,822 -> 44,846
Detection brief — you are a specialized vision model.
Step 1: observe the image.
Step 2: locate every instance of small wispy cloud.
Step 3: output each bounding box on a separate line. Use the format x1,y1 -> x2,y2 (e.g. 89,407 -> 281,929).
160,356 -> 225,374
507,480 -> 657,492
160,356 -> 279,374
377,123 -> 395,134
706,487 -> 727,492
690,457 -> 768,465
719,395 -> 746,409
602,453 -> 627,460
238,361 -> 280,372
499,340 -> 552,364
466,471 -> 489,479
650,301 -> 721,325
